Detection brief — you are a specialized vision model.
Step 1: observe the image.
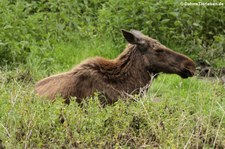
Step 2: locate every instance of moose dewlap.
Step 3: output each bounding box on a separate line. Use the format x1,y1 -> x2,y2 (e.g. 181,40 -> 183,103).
35,29 -> 196,104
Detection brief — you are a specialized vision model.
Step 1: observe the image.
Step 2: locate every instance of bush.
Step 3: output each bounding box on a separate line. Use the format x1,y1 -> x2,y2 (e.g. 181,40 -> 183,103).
0,0 -> 224,66
0,72 -> 225,148
97,0 -> 225,62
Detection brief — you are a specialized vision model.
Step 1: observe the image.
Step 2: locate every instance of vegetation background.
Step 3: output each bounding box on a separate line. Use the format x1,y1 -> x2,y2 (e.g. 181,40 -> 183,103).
0,0 -> 224,148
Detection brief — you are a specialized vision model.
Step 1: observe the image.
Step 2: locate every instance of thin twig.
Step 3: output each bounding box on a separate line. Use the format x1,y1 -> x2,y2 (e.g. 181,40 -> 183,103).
213,102 -> 225,147
184,119 -> 200,149
0,123 -> 11,138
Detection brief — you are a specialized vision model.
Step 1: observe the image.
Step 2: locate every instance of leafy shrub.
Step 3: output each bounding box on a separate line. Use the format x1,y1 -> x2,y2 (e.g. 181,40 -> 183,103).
0,73 -> 225,148
0,0 -> 79,65
0,0 -> 224,66
97,0 -> 225,62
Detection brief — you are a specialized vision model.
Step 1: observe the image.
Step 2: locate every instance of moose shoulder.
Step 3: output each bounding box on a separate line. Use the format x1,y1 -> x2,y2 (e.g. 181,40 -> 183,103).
35,29 -> 196,104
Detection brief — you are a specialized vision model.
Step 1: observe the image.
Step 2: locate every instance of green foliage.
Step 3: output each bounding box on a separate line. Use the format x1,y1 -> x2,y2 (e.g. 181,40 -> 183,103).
0,0 -> 224,66
97,0 -> 225,63
0,1 -> 224,148
0,69 -> 224,148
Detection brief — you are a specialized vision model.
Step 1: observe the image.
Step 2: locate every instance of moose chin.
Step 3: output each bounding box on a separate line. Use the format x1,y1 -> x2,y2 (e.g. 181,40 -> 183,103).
35,29 -> 196,104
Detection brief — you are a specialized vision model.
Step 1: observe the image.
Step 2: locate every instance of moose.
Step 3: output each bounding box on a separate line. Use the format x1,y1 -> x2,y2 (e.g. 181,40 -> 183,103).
35,29 -> 196,104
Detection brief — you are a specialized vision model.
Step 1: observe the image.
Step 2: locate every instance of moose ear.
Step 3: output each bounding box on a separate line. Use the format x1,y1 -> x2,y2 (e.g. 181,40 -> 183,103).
121,29 -> 146,46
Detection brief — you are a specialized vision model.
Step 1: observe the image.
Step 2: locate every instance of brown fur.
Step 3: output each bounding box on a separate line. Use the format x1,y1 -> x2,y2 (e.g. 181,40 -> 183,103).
35,30 -> 196,104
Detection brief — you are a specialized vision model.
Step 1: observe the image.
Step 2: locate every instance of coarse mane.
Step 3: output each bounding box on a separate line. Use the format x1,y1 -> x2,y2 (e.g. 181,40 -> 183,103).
78,44 -> 151,83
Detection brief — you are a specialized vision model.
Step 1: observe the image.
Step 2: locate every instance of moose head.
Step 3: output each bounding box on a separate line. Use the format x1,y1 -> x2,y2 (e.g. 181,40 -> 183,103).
122,30 -> 196,78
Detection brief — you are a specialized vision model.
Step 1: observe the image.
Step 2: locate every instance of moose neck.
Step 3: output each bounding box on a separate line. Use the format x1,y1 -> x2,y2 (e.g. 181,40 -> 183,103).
112,45 -> 152,86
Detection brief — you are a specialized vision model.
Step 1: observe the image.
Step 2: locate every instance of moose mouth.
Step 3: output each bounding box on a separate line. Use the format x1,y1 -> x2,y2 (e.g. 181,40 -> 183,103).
180,68 -> 195,78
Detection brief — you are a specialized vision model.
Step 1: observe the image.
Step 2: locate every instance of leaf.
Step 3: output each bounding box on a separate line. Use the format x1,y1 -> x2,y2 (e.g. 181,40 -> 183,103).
174,21 -> 182,27
169,12 -> 179,17
161,19 -> 170,24
3,25 -> 13,29
193,23 -> 199,26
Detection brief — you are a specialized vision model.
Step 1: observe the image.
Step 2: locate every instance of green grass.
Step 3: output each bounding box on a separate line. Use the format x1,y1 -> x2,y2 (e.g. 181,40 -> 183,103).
25,36 -> 120,79
0,37 -> 224,148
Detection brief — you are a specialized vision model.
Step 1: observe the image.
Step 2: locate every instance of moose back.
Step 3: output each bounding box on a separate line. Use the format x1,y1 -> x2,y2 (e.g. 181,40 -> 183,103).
35,29 -> 196,104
